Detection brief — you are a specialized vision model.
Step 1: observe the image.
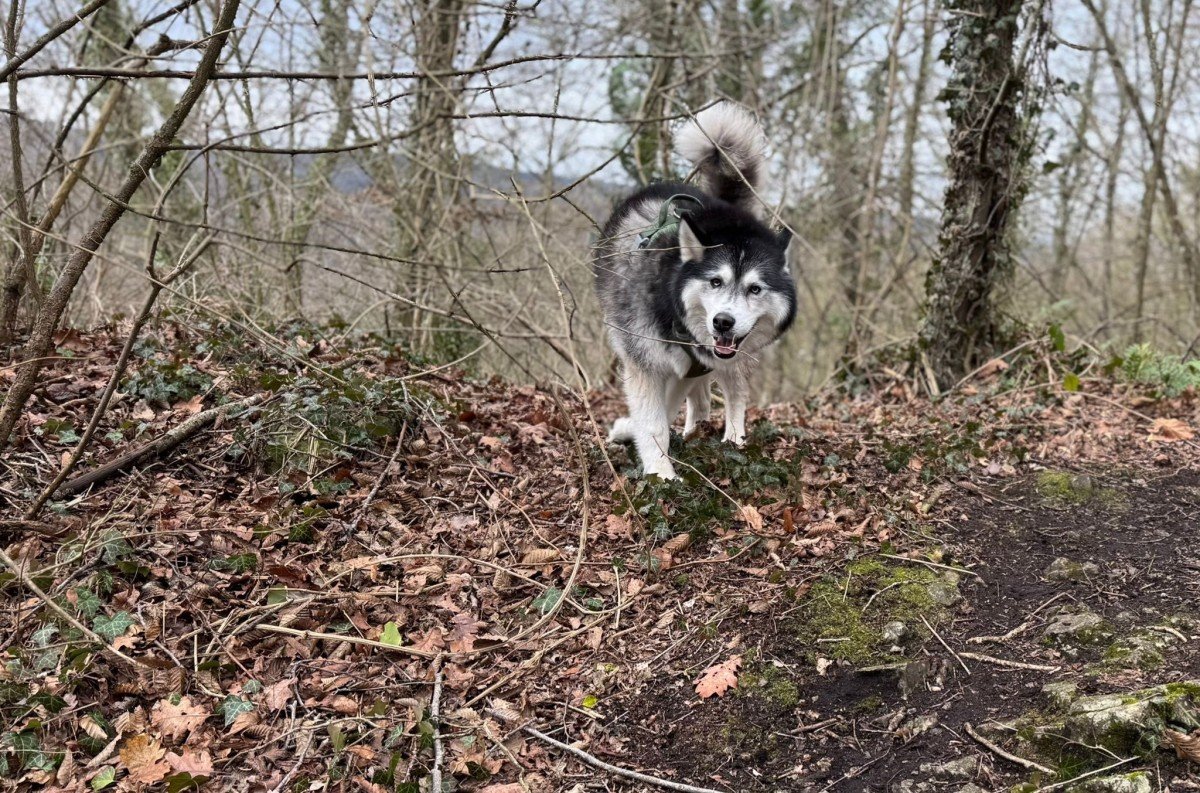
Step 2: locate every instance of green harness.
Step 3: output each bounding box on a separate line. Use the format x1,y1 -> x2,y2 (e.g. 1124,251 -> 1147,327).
637,193 -> 704,249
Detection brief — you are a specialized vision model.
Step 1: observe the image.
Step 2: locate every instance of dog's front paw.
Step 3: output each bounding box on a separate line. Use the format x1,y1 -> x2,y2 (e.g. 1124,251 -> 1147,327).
723,430 -> 746,447
643,461 -> 678,480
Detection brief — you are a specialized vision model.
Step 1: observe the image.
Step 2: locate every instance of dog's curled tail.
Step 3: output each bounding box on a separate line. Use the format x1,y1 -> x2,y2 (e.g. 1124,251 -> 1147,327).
676,102 -> 768,216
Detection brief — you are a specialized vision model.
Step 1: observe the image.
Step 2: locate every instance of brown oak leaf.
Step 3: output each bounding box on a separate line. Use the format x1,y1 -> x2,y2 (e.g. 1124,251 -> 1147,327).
695,655 -> 742,699
150,696 -> 209,741
166,749 -> 213,777
120,734 -> 170,785
1148,417 -> 1195,442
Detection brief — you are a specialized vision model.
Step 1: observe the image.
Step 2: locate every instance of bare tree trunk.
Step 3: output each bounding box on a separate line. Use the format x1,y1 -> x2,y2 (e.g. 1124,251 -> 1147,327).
919,0 -> 1032,389
1083,0 -> 1200,324
1101,95 -> 1128,327
1049,50 -> 1098,298
0,0 -> 242,452
898,0 -> 937,225
1,0 -> 36,343
407,0 -> 466,238
283,0 -> 362,314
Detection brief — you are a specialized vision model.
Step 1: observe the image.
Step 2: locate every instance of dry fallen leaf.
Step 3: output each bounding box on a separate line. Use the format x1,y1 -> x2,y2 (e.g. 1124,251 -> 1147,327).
662,532 -> 692,555
1164,728 -> 1200,761
264,678 -> 295,711
166,749 -> 214,777
150,696 -> 209,741
736,504 -> 763,532
520,548 -> 559,565
119,734 -> 170,785
1148,417 -> 1195,442
79,714 -> 107,741
695,655 -> 742,699
976,358 -> 1010,379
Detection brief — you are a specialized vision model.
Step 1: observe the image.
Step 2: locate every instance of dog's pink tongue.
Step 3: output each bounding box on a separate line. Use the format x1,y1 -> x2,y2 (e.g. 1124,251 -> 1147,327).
714,337 -> 736,355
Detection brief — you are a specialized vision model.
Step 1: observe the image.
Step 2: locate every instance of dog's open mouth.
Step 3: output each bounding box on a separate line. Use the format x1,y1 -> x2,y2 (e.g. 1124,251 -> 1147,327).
712,334 -> 742,359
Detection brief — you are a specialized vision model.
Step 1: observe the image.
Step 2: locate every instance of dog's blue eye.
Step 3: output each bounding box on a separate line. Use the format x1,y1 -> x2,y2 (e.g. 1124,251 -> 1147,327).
748,285 -> 762,295
710,278 -> 722,288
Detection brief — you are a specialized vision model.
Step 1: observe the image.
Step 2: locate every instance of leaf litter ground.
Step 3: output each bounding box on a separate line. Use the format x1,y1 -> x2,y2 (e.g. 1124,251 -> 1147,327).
1,325 -> 1198,792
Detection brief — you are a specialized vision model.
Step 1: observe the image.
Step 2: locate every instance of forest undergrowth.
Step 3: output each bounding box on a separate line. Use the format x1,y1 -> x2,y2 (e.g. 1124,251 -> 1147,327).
1,321 -> 1198,792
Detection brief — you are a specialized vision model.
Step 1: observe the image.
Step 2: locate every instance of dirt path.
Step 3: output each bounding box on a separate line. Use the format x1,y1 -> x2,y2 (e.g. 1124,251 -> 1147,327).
614,469 -> 1200,792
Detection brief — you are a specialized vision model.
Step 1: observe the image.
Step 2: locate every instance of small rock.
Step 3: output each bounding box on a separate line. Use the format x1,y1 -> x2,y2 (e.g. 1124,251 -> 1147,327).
1113,611 -> 1138,627
1046,557 -> 1099,582
925,579 -> 960,606
1067,771 -> 1152,793
1043,611 -> 1113,652
898,713 -> 939,740
882,621 -> 908,644
892,781 -> 934,793
1043,681 -> 1078,709
918,756 -> 976,780
1104,633 -> 1167,671
1064,682 -> 1200,755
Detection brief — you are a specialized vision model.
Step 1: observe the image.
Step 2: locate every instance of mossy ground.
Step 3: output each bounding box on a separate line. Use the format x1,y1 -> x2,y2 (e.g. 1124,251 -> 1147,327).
1035,470 -> 1127,511
791,556 -> 956,665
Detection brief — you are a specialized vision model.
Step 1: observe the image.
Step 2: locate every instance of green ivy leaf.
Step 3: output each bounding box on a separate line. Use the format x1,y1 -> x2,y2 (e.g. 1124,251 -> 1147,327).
91,767 -> 117,790
582,695 -> 598,709
74,588 -> 102,618
379,622 -> 402,647
93,612 -> 134,640
166,772 -> 208,792
1063,372 -> 1080,392
217,696 -> 254,727
531,588 -> 562,614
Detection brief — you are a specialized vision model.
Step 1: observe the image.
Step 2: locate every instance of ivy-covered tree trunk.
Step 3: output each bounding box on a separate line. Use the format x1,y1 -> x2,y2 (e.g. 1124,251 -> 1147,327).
919,0 -> 1027,389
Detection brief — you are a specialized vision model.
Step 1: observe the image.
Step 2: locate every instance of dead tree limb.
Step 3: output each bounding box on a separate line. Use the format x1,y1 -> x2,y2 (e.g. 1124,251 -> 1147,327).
0,0 -> 242,453
56,393 -> 266,497
27,234 -> 216,516
0,0 -> 116,84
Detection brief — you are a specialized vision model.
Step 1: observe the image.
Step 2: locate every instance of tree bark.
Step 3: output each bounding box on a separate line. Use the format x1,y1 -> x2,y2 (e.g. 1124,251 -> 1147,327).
0,0 -> 242,452
919,0 -> 1030,389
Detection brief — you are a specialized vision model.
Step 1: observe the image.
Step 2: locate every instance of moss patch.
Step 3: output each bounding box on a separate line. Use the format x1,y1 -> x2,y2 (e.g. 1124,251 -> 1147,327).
738,663 -> 801,709
1035,471 -> 1127,510
790,557 -> 957,665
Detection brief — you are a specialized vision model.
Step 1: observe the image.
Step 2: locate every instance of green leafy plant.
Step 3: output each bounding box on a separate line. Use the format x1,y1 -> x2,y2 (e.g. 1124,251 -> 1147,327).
1116,344 -> 1200,397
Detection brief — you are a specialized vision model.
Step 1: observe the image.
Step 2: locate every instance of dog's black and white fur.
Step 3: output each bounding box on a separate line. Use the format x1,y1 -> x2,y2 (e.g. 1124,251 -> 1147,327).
593,102 -> 797,479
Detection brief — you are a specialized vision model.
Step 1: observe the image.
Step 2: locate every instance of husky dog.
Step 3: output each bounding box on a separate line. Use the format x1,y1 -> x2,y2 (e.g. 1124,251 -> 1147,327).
593,102 -> 796,479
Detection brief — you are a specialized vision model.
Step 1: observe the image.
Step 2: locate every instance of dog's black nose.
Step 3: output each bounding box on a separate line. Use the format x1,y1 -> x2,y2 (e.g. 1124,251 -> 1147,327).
713,313 -> 735,334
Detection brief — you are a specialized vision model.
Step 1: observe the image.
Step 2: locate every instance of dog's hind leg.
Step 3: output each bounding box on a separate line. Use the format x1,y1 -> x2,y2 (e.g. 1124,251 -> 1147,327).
683,376 -> 712,438
607,417 -> 634,443
624,368 -> 677,479
716,369 -> 748,446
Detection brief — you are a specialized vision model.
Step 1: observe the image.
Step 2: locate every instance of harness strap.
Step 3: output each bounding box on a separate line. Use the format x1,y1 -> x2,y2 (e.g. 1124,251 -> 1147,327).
637,194 -> 704,250
667,318 -> 712,379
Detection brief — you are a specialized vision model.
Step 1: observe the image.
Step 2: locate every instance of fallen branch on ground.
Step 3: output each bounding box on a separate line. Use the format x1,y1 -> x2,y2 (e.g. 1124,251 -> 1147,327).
57,393 -> 266,496
958,652 -> 1060,672
523,725 -> 726,793
963,722 -> 1054,775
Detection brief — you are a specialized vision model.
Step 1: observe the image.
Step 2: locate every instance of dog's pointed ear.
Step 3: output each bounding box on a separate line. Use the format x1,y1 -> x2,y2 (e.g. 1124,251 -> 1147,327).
778,227 -> 793,274
678,218 -> 705,263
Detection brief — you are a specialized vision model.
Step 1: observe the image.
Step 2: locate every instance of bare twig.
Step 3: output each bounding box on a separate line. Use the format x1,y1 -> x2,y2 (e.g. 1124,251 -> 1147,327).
881,553 -> 983,580
958,652 -> 1060,673
921,614 -> 970,674
57,392 -> 266,496
523,725 -> 726,793
430,656 -> 445,793
963,722 -> 1054,775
